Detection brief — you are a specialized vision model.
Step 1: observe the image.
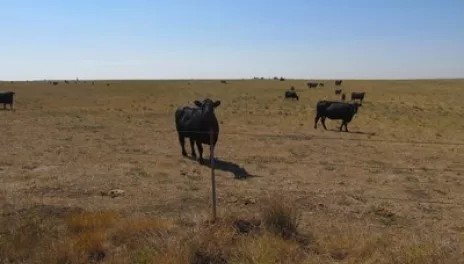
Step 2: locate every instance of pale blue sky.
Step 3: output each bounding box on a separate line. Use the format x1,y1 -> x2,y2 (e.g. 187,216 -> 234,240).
1,0 -> 463,80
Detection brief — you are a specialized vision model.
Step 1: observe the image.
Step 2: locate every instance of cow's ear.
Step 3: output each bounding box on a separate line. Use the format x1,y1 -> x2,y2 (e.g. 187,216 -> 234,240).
194,100 -> 202,107
213,100 -> 221,108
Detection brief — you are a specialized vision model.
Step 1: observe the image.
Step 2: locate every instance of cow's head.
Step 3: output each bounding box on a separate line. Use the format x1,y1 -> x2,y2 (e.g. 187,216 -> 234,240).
194,98 -> 221,117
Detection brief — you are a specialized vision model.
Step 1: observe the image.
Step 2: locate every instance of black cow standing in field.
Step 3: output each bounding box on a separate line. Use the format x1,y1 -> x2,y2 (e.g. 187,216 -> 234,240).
0,91 -> 15,110
351,92 -> 366,103
335,89 -> 342,95
314,100 -> 361,132
319,83 -> 324,87
335,80 -> 343,86
175,98 -> 221,164
307,82 -> 318,88
284,90 -> 299,100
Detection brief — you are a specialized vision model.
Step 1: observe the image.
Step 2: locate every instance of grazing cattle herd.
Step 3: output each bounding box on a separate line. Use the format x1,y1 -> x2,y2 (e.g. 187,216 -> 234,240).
172,79 -> 365,162
2,79 -> 366,164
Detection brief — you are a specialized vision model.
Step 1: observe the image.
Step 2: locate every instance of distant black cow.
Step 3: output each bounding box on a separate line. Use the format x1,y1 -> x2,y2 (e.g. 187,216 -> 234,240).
280,77 -> 285,81
307,82 -> 318,88
64,80 -> 69,84
220,80 -> 227,84
335,80 -> 343,86
335,89 -> 342,95
351,92 -> 366,103
341,93 -> 346,101
53,82 -> 58,85
319,83 -> 324,87
314,100 -> 361,132
175,98 -> 221,164
0,91 -> 15,110
284,90 -> 299,100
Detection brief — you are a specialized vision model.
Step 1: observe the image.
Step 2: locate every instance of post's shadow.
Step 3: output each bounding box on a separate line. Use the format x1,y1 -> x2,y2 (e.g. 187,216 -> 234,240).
187,156 -> 262,180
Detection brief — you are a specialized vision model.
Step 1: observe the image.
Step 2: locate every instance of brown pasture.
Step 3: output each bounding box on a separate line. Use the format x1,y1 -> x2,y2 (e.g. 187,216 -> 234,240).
1,79 -> 463,263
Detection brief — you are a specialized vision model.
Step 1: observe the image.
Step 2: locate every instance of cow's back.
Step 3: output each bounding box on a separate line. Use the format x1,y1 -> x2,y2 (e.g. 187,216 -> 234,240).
175,105 -> 220,145
318,101 -> 354,119
0,92 -> 14,104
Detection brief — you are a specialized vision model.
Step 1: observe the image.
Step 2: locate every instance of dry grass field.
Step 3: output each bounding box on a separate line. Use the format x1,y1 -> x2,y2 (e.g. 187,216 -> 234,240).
1,79 -> 464,263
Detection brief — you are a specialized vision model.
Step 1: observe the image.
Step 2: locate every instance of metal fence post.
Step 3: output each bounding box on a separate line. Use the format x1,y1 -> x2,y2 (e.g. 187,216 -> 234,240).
210,129 -> 217,221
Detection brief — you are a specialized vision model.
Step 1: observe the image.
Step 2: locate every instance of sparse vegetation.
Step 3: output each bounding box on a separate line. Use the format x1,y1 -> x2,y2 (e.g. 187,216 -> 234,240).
1,79 -> 463,263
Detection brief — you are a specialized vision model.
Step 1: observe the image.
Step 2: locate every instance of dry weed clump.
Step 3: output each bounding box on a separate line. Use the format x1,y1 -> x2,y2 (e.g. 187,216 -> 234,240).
66,211 -> 121,233
0,205 -> 461,264
260,195 -> 302,239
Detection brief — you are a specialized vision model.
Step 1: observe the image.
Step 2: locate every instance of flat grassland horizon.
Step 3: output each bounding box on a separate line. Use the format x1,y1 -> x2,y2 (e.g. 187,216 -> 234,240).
1,79 -> 463,263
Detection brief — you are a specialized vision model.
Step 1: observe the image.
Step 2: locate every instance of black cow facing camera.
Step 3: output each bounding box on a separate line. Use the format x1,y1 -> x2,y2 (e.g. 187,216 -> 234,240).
175,98 -> 221,164
0,91 -> 15,110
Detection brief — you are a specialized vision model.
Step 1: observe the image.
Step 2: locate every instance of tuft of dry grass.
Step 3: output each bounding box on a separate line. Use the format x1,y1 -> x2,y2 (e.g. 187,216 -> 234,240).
66,211 -> 121,233
260,194 -> 301,239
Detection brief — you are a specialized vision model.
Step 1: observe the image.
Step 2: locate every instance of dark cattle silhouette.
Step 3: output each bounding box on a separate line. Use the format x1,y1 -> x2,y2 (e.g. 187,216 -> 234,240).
280,77 -> 285,81
319,83 -> 324,87
53,82 -> 58,85
0,91 -> 15,110
335,89 -> 342,95
335,80 -> 343,86
220,80 -> 227,84
284,90 -> 299,100
175,98 -> 221,164
341,93 -> 346,101
351,92 -> 366,103
307,82 -> 318,88
64,80 -> 69,84
314,100 -> 361,132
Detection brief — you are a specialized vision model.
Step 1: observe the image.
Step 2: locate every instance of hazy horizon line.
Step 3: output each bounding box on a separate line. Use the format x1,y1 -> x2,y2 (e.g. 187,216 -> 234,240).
2,77 -> 464,82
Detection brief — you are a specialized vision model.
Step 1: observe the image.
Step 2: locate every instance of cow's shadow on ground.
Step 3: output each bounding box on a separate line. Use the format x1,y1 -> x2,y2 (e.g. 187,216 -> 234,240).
329,129 -> 376,136
186,156 -> 262,180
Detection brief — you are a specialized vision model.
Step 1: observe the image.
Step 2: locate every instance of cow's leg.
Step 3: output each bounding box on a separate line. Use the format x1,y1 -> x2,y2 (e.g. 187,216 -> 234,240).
189,138 -> 197,157
196,141 -> 204,164
314,115 -> 319,129
178,134 -> 187,156
339,121 -> 345,131
321,117 -> 328,130
345,122 -> 349,132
